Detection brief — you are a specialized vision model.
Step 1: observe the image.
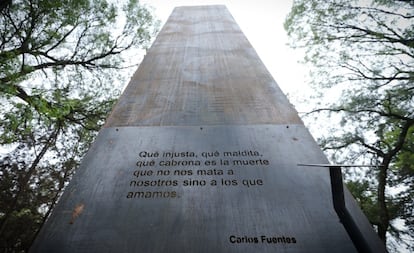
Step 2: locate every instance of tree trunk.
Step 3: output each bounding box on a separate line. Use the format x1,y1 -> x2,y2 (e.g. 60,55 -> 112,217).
377,158 -> 390,244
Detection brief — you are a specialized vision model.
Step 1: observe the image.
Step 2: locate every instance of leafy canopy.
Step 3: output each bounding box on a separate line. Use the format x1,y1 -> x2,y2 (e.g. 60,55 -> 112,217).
285,0 -> 413,251
0,0 -> 159,252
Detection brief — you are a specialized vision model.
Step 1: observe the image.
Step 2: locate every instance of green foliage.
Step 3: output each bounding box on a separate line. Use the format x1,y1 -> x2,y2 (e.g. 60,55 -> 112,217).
346,180 -> 381,224
394,126 -> 414,178
0,0 -> 159,252
286,0 -> 413,251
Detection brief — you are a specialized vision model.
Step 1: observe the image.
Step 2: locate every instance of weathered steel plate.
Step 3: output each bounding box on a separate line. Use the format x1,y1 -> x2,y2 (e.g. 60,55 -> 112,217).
104,5 -> 302,127
32,124 -> 362,252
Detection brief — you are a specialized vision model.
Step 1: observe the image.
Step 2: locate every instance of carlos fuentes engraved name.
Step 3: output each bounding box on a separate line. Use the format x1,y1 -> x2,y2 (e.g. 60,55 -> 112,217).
229,235 -> 297,244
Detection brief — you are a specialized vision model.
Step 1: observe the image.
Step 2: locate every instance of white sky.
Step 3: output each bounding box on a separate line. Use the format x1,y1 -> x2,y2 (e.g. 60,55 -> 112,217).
140,0 -> 310,112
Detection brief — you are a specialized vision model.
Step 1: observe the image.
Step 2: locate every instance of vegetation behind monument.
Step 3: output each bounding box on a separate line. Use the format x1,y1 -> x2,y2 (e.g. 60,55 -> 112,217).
0,0 -> 159,252
285,0 -> 413,251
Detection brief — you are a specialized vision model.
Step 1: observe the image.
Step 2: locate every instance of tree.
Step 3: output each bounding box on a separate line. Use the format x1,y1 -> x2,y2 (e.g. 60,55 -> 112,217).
0,0 -> 159,252
285,0 -> 413,251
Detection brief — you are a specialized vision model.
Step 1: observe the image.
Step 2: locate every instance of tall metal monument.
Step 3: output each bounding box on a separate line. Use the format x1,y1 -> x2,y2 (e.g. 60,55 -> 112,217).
31,6 -> 386,252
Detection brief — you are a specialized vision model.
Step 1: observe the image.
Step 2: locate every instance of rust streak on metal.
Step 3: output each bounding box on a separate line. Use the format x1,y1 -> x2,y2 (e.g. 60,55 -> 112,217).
69,203 -> 84,224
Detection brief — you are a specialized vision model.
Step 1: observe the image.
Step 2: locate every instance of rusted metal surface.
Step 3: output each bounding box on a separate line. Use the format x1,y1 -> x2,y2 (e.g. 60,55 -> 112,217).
105,5 -> 302,127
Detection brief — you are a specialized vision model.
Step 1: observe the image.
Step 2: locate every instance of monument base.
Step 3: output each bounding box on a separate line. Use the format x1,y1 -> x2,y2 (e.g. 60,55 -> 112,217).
31,124 -> 364,252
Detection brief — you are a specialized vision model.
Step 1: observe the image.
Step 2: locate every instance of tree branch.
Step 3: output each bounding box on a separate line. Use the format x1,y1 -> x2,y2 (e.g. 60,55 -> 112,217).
308,107 -> 412,121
